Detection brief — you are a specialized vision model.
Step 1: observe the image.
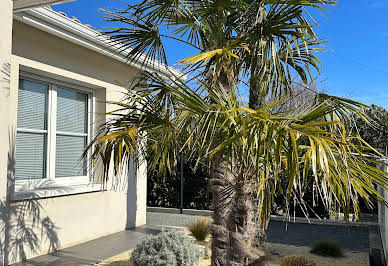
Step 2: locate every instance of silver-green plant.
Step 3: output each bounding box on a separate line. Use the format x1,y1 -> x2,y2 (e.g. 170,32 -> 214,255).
131,231 -> 203,266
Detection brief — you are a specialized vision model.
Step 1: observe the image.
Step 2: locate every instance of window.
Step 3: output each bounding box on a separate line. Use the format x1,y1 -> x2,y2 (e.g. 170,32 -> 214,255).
15,76 -> 94,187
16,80 -> 48,180
55,87 -> 88,178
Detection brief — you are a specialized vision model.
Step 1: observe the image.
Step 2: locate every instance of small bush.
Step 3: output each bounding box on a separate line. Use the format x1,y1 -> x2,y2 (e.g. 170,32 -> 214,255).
131,231 -> 203,266
310,241 -> 344,257
186,217 -> 212,241
280,256 -> 316,266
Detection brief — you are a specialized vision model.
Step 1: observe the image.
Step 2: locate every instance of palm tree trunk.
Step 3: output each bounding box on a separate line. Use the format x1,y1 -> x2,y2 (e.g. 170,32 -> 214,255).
210,176 -> 229,265
210,72 -> 265,265
225,180 -> 264,265
209,160 -> 236,265
210,166 -> 264,265
210,70 -> 235,265
249,80 -> 267,110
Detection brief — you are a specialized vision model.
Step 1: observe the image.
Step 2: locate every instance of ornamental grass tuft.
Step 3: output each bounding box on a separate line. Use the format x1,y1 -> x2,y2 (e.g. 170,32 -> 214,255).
310,241 -> 344,257
186,217 -> 212,241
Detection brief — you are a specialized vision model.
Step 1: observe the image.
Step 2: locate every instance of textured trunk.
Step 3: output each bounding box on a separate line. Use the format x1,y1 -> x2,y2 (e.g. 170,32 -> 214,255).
210,177 -> 229,265
248,81 -> 266,110
210,161 -> 236,266
210,72 -> 265,265
210,70 -> 234,265
210,167 -> 264,265
225,180 -> 264,265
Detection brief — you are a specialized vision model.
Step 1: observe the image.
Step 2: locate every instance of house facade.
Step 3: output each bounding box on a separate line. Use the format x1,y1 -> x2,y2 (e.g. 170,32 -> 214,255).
0,0 -> 174,264
378,161 -> 388,263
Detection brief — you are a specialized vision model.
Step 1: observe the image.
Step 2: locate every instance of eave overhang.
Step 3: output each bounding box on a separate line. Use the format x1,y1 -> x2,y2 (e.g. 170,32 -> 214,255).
13,7 -> 184,79
13,0 -> 75,12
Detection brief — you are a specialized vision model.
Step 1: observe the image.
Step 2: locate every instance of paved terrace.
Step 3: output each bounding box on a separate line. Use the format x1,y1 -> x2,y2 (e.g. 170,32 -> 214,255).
12,225 -> 177,266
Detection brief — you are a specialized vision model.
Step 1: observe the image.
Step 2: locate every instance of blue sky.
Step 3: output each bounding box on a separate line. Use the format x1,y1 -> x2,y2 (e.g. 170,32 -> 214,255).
52,1 -> 388,108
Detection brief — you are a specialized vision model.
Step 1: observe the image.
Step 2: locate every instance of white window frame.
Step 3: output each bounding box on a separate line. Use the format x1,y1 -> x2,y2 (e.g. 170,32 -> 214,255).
14,71 -> 99,198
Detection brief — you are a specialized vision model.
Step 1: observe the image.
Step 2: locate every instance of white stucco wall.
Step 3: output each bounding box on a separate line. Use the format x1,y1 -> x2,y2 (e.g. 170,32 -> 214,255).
0,20 -> 147,264
0,2 -> 14,265
378,160 -> 388,262
0,0 -> 13,200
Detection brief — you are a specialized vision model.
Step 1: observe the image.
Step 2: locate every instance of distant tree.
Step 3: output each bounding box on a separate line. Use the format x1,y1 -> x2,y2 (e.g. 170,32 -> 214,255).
352,105 -> 388,155
268,80 -> 330,219
273,104 -> 388,219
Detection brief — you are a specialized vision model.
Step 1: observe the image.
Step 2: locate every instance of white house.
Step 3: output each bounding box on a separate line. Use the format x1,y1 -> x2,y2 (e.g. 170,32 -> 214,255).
378,161 -> 388,263
0,0 -> 178,264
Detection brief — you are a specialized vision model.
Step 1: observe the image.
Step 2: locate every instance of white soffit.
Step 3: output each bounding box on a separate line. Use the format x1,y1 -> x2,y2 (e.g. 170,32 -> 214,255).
13,0 -> 75,12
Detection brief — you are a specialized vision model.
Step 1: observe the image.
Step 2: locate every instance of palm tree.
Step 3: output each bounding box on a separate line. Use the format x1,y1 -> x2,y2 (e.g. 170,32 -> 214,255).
85,1 -> 388,265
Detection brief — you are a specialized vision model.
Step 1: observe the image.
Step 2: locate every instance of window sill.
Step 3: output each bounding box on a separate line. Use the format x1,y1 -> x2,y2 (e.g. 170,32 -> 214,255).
12,180 -> 105,201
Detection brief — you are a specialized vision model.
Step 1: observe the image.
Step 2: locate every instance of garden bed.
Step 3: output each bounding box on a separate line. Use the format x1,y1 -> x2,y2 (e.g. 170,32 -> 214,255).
262,243 -> 367,266
97,242 -> 367,266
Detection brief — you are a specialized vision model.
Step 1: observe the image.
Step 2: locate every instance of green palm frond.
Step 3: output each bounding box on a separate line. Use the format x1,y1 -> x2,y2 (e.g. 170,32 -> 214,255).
85,72 -> 388,226
99,0 -> 335,99
83,0 -> 388,233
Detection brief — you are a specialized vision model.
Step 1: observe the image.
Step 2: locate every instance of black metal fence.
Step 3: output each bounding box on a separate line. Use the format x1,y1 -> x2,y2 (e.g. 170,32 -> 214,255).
147,160 -> 211,211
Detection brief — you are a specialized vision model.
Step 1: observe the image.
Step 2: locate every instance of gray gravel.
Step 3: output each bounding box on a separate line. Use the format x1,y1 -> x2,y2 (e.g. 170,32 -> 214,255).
147,212 -> 201,227
147,212 -> 370,252
266,220 -> 369,252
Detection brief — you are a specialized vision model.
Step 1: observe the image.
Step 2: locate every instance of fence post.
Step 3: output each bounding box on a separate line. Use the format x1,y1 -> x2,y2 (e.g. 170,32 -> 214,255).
180,153 -> 184,214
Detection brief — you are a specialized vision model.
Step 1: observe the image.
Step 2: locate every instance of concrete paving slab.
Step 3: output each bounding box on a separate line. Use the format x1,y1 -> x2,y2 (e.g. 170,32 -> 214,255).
11,225 -> 173,266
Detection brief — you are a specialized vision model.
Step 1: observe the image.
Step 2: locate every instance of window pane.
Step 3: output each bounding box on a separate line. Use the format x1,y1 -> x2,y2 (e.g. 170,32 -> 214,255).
15,132 -> 46,179
55,135 -> 87,177
17,79 -> 48,130
57,87 -> 88,133
56,87 -> 88,178
16,79 -> 48,180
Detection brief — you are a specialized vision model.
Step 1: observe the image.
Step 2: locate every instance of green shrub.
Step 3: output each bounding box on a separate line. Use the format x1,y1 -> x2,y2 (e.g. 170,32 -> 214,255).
131,231 -> 203,266
310,241 -> 344,257
280,256 -> 316,266
187,217 -> 212,241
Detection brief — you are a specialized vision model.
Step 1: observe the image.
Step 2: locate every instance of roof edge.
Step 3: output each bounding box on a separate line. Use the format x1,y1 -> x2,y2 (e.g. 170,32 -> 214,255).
13,0 -> 75,12
13,6 -> 184,78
